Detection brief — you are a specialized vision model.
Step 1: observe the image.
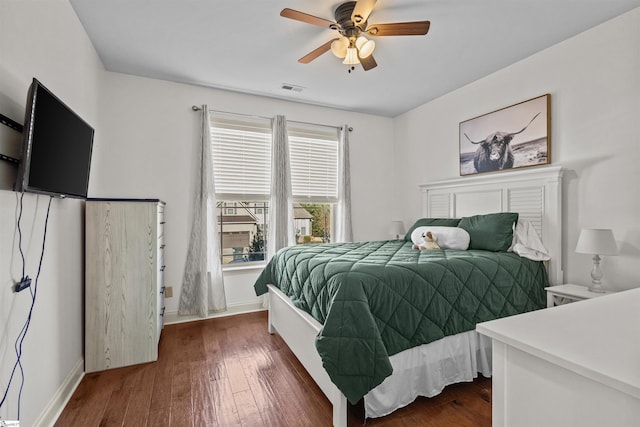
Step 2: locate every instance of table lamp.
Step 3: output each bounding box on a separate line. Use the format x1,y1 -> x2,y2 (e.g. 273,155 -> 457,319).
390,221 -> 405,240
575,228 -> 618,293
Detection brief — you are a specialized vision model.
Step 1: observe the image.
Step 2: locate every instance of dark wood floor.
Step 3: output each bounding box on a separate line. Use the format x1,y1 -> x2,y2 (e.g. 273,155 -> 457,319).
56,311 -> 491,426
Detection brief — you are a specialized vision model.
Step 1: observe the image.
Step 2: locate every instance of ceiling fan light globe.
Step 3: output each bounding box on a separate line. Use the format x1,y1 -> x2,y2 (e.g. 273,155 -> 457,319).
331,37 -> 349,58
358,39 -> 375,58
343,47 -> 360,65
355,36 -> 368,50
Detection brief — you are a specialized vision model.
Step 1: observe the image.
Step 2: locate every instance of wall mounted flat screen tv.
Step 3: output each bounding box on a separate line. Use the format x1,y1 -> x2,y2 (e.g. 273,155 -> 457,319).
15,78 -> 94,199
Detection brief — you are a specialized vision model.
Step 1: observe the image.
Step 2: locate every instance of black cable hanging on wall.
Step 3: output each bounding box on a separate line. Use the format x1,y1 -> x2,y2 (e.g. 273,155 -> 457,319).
0,194 -> 53,421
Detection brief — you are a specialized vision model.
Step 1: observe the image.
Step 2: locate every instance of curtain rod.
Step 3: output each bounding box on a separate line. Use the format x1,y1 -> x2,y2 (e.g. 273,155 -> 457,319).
288,119 -> 353,132
191,105 -> 353,132
192,106 -> 270,122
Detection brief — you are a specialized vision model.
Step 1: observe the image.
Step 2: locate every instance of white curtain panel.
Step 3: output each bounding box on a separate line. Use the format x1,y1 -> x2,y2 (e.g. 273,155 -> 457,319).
335,124 -> 353,243
267,115 -> 295,260
179,105 -> 227,316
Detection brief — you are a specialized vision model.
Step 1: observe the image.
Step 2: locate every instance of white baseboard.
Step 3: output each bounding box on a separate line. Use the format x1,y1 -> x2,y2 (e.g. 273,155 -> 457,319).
163,301 -> 266,325
32,358 -> 84,427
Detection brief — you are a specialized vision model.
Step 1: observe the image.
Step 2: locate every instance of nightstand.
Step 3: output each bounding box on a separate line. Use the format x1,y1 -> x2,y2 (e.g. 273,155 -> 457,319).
544,284 -> 614,308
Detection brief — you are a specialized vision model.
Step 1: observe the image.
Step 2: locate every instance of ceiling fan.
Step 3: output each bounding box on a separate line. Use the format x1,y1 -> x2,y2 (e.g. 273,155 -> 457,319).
281,0 -> 430,72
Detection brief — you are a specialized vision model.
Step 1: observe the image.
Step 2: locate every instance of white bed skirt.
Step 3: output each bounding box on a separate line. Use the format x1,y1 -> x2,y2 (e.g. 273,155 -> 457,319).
364,330 -> 493,419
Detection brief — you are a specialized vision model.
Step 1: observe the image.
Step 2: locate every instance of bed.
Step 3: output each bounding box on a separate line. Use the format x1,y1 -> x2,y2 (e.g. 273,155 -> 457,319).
255,165 -> 564,426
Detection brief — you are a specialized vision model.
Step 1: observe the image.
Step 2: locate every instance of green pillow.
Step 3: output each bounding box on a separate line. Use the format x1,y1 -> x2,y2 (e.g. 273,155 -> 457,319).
458,212 -> 519,252
404,218 -> 461,241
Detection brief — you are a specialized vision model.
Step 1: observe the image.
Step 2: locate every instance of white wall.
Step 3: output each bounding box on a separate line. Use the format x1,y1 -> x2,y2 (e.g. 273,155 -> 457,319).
0,1 -> 104,425
92,70 -> 395,314
393,7 -> 640,291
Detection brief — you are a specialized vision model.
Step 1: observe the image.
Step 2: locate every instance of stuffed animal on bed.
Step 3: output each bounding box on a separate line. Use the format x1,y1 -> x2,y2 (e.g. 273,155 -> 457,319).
412,231 -> 441,250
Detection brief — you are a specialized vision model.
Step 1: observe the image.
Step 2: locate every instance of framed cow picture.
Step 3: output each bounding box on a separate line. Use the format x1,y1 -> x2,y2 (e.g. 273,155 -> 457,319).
459,94 -> 551,176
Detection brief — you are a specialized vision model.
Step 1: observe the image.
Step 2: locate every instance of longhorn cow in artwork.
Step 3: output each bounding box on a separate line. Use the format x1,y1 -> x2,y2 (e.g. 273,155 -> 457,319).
464,112 -> 541,173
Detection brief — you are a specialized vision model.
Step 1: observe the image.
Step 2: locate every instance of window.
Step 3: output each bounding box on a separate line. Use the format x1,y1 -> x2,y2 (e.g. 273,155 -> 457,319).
211,114 -> 339,265
289,124 -> 338,245
297,203 -> 332,244
211,115 -> 271,265
224,202 -> 237,215
216,201 -> 267,264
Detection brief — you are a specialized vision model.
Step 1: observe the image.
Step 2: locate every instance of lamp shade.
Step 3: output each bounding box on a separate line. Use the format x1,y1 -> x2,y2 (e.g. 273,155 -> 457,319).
331,36 -> 349,58
343,47 -> 360,65
356,36 -> 375,58
575,228 -> 618,255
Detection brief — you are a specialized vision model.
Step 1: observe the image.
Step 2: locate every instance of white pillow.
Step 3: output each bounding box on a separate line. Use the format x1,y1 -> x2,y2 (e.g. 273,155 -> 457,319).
411,226 -> 470,250
509,220 -> 550,261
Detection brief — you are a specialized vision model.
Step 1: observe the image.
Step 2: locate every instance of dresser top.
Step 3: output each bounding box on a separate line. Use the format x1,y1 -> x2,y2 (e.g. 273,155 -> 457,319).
86,198 -> 165,204
477,287 -> 640,399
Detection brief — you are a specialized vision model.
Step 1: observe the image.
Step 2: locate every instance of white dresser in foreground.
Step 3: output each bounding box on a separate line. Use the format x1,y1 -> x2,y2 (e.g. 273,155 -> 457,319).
477,288 -> 640,427
85,199 -> 166,373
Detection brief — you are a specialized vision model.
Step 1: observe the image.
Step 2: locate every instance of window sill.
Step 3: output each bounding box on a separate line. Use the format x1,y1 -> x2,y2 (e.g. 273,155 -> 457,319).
222,263 -> 266,273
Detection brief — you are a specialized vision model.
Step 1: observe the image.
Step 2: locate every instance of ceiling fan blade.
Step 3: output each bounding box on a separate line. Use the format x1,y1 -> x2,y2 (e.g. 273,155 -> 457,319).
281,8 -> 337,29
298,38 -> 338,64
351,0 -> 377,26
367,21 -> 430,36
360,54 -> 377,71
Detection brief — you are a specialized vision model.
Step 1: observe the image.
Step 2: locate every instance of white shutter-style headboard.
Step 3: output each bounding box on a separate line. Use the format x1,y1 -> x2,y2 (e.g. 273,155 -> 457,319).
419,165 -> 564,285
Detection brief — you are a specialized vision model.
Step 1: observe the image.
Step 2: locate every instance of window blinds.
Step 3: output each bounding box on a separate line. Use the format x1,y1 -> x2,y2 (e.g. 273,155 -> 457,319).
210,115 -> 272,201
289,124 -> 339,203
210,114 -> 339,203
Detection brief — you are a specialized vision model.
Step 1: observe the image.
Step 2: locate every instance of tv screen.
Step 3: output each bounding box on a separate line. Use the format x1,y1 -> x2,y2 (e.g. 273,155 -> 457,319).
15,78 -> 94,199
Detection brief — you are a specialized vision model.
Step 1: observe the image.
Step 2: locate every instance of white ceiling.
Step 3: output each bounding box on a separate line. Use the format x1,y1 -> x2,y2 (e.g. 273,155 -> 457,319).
70,0 -> 640,117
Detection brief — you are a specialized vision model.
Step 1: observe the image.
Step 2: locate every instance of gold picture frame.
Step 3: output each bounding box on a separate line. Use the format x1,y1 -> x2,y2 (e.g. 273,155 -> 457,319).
459,94 -> 551,176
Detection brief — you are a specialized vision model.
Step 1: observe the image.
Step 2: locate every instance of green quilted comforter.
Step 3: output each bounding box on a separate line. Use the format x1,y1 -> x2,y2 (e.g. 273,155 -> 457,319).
254,240 -> 547,404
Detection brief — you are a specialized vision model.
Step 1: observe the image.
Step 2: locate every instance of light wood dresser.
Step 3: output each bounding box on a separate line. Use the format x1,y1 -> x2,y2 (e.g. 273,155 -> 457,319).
85,199 -> 166,373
